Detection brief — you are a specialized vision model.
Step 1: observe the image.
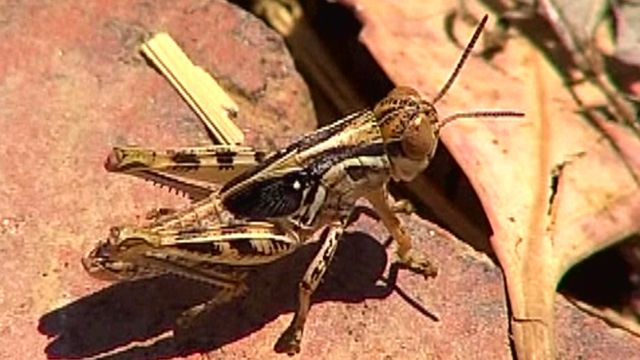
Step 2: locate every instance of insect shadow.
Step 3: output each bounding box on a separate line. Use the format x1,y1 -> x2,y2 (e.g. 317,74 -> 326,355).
39,231 -> 423,359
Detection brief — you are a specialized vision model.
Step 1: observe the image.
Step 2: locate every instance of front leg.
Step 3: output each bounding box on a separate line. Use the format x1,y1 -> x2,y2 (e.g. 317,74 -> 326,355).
274,222 -> 343,355
366,188 -> 438,278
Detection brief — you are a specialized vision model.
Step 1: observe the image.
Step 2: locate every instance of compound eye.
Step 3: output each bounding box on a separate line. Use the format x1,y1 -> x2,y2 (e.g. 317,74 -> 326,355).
401,115 -> 436,160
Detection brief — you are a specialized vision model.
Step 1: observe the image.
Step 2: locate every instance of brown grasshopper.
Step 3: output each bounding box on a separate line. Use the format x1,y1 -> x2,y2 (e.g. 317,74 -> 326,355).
83,15 -> 523,354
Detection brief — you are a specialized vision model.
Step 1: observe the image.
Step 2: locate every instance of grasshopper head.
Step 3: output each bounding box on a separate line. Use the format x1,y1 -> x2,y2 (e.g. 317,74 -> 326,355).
374,15 -> 524,182
82,226 -> 158,281
374,86 -> 439,182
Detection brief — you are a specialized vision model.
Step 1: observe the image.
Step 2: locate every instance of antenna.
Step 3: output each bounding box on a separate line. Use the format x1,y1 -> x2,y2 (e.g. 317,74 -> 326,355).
432,15 -> 488,104
436,110 -> 524,132
432,14 -> 525,131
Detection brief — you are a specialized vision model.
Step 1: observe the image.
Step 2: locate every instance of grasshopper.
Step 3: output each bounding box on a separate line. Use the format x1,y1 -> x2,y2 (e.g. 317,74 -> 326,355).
83,15 -> 523,354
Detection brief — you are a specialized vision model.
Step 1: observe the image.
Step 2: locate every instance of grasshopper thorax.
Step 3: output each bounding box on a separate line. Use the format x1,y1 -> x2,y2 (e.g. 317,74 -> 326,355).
374,86 -> 439,182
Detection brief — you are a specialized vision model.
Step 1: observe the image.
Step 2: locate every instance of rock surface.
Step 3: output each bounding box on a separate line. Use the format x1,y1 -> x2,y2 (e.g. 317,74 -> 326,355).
1,1 -> 638,359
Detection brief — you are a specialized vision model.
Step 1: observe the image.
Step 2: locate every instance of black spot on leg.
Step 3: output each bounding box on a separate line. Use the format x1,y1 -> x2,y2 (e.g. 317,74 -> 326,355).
254,151 -> 267,163
215,150 -> 238,170
310,264 -> 324,283
228,238 -> 256,255
171,152 -> 200,164
175,241 -> 224,256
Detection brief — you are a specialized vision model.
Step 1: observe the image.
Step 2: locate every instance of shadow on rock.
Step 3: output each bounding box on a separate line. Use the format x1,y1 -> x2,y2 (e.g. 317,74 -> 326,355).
39,231 -> 393,359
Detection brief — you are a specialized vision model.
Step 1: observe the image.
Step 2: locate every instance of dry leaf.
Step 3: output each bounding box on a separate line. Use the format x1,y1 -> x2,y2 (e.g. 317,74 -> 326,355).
611,0 -> 640,67
338,0 -> 640,358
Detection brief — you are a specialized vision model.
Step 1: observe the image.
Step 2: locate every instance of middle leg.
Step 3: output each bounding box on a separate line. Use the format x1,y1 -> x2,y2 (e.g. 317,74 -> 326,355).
274,222 -> 344,355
